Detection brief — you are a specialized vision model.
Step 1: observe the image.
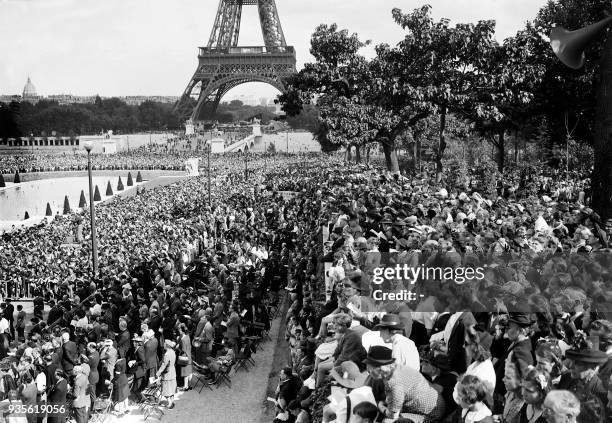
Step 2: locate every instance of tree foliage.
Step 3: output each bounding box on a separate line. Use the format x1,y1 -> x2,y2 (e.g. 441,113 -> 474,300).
0,98 -> 181,137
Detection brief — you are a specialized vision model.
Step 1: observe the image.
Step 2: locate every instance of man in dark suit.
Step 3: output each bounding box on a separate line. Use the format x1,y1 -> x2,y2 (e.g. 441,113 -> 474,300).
86,343 -> 100,400
143,330 -> 159,384
60,332 -> 78,375
4,298 -> 14,341
47,301 -> 63,326
48,369 -> 68,423
116,319 -> 131,359
131,336 -> 147,398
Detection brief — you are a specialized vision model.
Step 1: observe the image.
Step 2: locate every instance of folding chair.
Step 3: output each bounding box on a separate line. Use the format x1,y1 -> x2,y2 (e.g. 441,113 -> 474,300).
253,321 -> 272,342
244,334 -> 264,352
212,362 -> 233,389
138,382 -> 165,420
233,343 -> 255,374
191,361 -> 214,393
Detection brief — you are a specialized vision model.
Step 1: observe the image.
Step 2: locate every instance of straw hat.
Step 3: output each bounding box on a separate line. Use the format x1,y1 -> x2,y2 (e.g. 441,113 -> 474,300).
330,361 -> 368,389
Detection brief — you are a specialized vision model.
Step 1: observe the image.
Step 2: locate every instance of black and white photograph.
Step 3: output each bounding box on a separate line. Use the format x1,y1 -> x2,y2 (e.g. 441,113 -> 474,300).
1,0 -> 612,422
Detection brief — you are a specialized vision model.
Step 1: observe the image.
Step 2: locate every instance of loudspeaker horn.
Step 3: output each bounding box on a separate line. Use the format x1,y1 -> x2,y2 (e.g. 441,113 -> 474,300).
550,16 -> 612,69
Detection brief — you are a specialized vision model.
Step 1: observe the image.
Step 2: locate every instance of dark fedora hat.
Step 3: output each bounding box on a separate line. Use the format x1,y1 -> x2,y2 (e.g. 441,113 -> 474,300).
565,348 -> 608,364
508,312 -> 534,328
373,314 -> 403,331
423,353 -> 452,371
363,345 -> 395,367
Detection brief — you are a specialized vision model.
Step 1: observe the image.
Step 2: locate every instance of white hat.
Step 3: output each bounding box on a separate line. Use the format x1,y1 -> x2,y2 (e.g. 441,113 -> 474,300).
436,188 -> 449,198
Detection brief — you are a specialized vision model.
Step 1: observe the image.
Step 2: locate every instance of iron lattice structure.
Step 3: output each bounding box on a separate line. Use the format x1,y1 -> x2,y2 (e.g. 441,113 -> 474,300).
174,0 -> 296,122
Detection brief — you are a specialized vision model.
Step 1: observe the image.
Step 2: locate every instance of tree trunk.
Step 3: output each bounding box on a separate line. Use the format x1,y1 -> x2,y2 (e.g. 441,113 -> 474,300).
346,145 -> 352,162
366,146 -> 370,164
436,106 -> 447,182
382,139 -> 399,172
417,137 -> 422,173
592,30 -> 612,220
413,139 -> 418,172
355,145 -> 361,163
496,129 -> 505,172
514,131 -> 519,164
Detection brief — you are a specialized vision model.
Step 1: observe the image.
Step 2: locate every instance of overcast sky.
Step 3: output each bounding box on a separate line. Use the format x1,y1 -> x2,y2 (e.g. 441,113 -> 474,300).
0,0 -> 548,99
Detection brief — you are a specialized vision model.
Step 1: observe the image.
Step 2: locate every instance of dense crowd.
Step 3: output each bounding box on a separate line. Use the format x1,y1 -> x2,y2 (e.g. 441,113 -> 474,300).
1,150 -> 612,423
0,154 -> 315,422
271,161 -> 612,423
0,149 -> 205,175
0,128 -> 256,175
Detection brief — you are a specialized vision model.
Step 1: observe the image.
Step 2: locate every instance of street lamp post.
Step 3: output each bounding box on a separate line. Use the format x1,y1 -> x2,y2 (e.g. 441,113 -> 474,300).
83,141 -> 98,278
244,152 -> 248,179
206,139 -> 211,208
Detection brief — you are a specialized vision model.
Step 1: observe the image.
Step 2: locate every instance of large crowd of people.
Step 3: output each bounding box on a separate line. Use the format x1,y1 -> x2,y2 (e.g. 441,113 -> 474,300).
0,153 -> 313,422
271,160 -> 612,423
0,148 -> 611,423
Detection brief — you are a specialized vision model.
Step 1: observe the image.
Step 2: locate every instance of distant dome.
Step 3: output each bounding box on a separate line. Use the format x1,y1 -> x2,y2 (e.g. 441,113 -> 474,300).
22,77 -> 37,99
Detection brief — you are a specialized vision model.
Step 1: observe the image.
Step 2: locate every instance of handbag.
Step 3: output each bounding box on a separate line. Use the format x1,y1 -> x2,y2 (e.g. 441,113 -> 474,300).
177,354 -> 190,366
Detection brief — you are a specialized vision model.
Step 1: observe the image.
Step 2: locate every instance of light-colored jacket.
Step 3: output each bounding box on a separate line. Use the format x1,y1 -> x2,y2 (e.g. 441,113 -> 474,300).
157,349 -> 176,381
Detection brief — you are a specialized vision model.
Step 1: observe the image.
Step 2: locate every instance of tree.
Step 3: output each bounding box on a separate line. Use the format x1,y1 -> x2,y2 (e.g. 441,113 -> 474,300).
117,176 -> 124,191
13,170 -> 20,184
391,5 -> 499,180
45,203 -> 52,216
93,185 -> 101,201
63,196 -> 70,215
106,181 -> 113,196
136,171 -> 142,183
79,190 -> 86,208
460,24 -> 545,171
127,172 -> 133,186
0,174 -> 5,188
279,23 -> 427,171
529,0 -> 612,218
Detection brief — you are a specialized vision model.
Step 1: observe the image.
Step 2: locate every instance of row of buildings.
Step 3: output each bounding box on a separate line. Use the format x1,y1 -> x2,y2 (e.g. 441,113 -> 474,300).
1,78 -> 282,112
0,77 -> 180,106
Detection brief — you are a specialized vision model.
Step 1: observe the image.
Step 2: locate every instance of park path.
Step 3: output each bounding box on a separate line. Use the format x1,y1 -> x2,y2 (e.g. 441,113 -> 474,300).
107,313 -> 282,423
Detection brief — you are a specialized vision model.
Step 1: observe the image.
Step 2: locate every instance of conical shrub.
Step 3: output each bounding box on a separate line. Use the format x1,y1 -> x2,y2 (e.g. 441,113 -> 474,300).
13,171 -> 20,184
63,196 -> 70,215
106,181 -> 113,196
127,172 -> 133,186
0,174 -> 5,188
24,211 -> 29,220
93,185 -> 101,201
117,176 -> 124,191
45,203 -> 52,216
79,190 -> 86,208
136,171 -> 142,182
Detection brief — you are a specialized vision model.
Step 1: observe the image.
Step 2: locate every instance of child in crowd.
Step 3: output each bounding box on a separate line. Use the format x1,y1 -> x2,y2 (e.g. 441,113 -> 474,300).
454,375 -> 493,423
349,401 -> 379,423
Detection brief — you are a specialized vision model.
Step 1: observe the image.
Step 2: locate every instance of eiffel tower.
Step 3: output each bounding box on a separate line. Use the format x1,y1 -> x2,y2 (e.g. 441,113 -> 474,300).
174,0 -> 296,123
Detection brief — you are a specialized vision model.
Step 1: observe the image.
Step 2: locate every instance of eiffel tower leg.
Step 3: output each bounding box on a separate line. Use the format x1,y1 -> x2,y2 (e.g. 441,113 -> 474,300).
191,79 -> 229,121
174,77 -> 200,122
